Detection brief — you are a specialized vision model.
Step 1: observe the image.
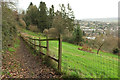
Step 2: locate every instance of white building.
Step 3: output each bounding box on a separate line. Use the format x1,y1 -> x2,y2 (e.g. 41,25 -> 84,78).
86,37 -> 96,40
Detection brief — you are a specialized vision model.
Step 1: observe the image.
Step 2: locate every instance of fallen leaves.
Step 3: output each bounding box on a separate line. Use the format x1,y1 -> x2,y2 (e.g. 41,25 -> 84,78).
2,38 -> 62,79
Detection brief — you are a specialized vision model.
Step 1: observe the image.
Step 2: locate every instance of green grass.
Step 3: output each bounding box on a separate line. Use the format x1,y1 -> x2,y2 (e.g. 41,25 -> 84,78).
8,37 -> 20,53
14,37 -> 20,48
22,29 -> 43,37
22,29 -> 119,78
8,47 -> 16,52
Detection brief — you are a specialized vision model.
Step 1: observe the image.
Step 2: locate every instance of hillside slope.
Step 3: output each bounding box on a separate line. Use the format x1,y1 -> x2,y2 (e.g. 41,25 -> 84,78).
22,29 -> 119,78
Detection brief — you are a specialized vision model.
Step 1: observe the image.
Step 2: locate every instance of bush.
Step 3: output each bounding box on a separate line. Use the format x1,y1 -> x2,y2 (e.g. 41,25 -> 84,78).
79,42 -> 84,46
2,3 -> 17,50
43,29 -> 48,36
19,19 -> 26,28
43,28 -> 58,38
62,36 -> 74,44
113,48 -> 120,54
86,36 -> 118,53
29,25 -> 39,32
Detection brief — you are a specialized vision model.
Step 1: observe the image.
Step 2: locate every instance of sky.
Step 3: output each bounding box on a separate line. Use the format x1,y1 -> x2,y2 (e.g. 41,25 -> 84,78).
18,0 -> 120,19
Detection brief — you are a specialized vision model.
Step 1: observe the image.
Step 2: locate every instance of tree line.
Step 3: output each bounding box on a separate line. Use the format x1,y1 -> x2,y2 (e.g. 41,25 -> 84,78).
22,2 -> 74,32
20,1 -> 83,45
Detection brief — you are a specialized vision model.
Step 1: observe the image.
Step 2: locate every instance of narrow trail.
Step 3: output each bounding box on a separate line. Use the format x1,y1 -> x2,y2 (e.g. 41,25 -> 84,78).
2,37 -> 61,79
15,37 -> 61,78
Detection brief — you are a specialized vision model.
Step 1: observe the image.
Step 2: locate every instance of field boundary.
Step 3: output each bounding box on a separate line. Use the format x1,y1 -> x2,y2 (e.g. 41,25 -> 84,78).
20,32 -> 62,71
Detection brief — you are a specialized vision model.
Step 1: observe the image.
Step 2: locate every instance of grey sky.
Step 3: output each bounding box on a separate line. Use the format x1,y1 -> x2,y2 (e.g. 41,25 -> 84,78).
18,0 -> 119,19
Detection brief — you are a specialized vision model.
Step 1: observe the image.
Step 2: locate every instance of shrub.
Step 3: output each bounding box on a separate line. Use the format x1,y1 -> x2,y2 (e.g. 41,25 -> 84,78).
79,42 -> 84,46
62,36 -> 74,44
47,28 -> 58,38
86,36 -> 118,53
78,45 -> 93,53
43,29 -> 48,36
19,19 -> 26,28
28,25 -> 39,32
113,48 -> 120,54
2,3 -> 17,50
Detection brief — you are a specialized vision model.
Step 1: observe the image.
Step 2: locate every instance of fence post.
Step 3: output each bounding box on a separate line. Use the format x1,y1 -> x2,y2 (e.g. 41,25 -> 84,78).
39,37 -> 42,52
30,37 -> 33,48
29,37 -> 31,47
32,37 -> 34,48
34,37 -> 36,50
29,37 -> 31,45
31,37 -> 33,49
58,34 -> 62,71
46,35 -> 49,55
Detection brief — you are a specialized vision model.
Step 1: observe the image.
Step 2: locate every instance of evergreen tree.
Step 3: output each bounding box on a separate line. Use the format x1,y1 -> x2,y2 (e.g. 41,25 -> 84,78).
30,2 -> 33,6
59,4 -> 66,18
27,2 -> 33,10
24,3 -> 39,27
66,3 -> 75,31
48,5 -> 54,28
38,1 -> 48,32
73,24 -> 83,45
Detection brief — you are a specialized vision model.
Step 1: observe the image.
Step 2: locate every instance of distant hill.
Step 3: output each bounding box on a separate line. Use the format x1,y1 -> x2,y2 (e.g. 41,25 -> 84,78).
81,18 -> 118,23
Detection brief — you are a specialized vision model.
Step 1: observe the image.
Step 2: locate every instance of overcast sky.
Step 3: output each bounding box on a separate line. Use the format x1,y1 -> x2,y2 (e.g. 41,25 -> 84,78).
18,0 -> 119,19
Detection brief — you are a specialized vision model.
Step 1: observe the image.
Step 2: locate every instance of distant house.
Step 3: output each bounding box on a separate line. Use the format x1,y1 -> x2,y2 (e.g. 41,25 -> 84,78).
86,37 -> 96,40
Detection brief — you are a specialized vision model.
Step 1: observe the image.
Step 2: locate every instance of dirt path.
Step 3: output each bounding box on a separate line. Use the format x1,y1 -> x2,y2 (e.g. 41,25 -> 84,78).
2,37 -> 61,79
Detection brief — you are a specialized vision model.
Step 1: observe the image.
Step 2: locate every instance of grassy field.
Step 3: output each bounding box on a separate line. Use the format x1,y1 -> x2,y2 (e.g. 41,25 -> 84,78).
22,29 -> 119,78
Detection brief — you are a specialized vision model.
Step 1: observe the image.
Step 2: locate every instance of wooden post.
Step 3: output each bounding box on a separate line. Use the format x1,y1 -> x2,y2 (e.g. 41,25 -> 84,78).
58,34 -> 62,71
39,37 -> 42,52
29,37 -> 31,45
30,37 -> 32,47
27,36 -> 29,44
31,37 -> 33,48
33,38 -> 34,48
46,35 -> 49,55
34,37 -> 36,50
29,37 -> 31,47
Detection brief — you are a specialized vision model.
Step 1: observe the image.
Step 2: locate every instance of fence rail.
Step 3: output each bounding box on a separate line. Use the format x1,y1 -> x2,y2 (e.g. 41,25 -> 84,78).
20,33 -> 62,71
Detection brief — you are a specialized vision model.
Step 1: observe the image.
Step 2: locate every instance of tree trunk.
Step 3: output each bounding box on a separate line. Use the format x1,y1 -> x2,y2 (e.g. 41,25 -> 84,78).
97,43 -> 104,54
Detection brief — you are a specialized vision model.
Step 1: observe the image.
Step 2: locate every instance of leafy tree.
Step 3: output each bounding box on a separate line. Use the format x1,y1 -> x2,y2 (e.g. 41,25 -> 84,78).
50,3 -> 75,38
52,11 -> 66,36
59,3 -> 75,32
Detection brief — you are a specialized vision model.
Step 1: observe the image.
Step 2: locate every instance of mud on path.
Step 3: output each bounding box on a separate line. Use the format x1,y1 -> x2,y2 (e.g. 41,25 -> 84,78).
2,37 -> 61,79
